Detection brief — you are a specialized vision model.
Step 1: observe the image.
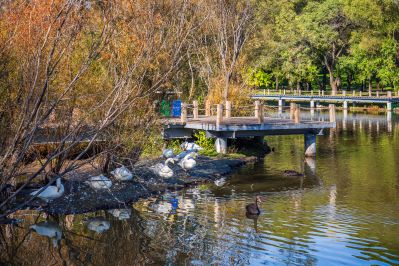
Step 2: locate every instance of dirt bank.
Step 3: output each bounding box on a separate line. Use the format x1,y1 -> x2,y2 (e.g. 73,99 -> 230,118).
25,156 -> 255,215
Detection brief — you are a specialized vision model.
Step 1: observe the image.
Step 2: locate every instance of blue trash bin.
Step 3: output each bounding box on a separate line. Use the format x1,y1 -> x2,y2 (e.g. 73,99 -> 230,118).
172,99 -> 181,117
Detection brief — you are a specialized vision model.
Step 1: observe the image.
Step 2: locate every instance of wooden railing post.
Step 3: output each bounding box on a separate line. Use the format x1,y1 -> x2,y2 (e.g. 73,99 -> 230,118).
322,90 -> 325,96
225,101 -> 231,118
329,104 -> 336,123
318,90 -> 321,96
181,103 -> 187,123
388,91 -> 392,98
216,104 -> 223,127
352,90 -> 356,97
294,104 -> 300,123
343,90 -> 346,97
254,100 -> 260,118
205,100 -> 211,116
359,91 -> 362,97
193,100 -> 199,119
290,102 -> 296,120
257,103 -> 264,123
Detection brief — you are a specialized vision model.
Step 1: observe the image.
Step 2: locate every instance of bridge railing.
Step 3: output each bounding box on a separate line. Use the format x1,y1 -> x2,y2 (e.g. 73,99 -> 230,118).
179,99 -> 337,126
257,89 -> 396,98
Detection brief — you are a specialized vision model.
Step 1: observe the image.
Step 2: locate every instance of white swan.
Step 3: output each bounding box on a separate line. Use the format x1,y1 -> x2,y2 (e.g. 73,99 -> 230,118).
180,142 -> 203,151
86,175 -> 112,189
162,149 -> 174,159
30,177 -> 64,202
179,152 -> 197,171
111,166 -> 133,181
152,158 -> 174,178
107,208 -> 131,220
214,177 -> 226,187
30,221 -> 62,247
149,201 -> 172,214
85,217 -> 110,233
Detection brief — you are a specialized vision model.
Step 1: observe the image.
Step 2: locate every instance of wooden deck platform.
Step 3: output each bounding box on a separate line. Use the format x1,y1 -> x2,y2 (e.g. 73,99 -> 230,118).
164,116 -> 333,136
163,114 -> 335,155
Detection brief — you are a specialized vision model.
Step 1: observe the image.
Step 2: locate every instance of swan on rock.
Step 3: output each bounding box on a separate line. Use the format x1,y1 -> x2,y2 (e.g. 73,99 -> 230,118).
151,158 -> 175,178
85,217 -> 111,233
107,209 -> 131,220
30,177 -> 64,202
162,149 -> 175,159
111,166 -> 133,181
86,175 -> 112,189
180,142 -> 203,151
30,221 -> 62,247
179,152 -> 197,171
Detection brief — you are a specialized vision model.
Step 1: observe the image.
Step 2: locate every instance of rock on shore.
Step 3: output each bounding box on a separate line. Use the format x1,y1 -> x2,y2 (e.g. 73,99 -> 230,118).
31,156 -> 249,215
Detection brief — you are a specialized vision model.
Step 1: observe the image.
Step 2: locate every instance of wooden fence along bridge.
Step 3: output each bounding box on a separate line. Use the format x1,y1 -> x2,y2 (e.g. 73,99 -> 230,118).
163,100 -> 336,156
252,89 -> 399,112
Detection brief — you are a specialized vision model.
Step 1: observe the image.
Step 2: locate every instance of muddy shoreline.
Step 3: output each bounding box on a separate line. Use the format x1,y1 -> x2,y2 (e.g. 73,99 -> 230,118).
25,156 -> 255,215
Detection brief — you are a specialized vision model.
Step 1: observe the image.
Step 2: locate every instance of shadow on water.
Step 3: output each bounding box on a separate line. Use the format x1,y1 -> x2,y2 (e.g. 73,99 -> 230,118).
1,110 -> 399,265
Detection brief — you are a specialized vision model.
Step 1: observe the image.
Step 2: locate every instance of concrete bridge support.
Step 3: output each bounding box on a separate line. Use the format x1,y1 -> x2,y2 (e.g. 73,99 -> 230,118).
304,133 -> 316,157
215,137 -> 227,154
343,101 -> 348,110
387,102 -> 392,112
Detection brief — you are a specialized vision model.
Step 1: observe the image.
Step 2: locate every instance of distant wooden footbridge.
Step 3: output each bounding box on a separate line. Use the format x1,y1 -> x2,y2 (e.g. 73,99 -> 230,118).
162,99 -> 336,156
252,89 -> 399,111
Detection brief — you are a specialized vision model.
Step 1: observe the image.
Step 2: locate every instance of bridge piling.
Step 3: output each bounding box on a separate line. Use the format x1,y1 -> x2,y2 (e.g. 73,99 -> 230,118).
343,101 -> 348,110
215,137 -> 227,154
387,102 -> 392,112
329,104 -> 336,123
304,133 -> 316,157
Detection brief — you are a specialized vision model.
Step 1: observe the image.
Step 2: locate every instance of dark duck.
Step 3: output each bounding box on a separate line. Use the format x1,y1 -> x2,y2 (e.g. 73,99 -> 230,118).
245,196 -> 262,215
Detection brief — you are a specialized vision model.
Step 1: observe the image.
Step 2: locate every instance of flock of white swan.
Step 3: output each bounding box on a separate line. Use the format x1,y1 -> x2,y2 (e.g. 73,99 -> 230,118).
27,142 -> 234,247
29,142 -> 203,202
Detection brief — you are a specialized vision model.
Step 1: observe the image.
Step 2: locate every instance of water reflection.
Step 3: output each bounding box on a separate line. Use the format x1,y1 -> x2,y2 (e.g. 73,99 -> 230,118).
1,111 -> 399,265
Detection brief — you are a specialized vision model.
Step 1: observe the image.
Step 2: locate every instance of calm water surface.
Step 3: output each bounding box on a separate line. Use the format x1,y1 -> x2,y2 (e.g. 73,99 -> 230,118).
1,111 -> 399,265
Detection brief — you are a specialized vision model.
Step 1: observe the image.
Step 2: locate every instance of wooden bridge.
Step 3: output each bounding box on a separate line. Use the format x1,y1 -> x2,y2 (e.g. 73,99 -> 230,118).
162,100 -> 336,156
252,89 -> 399,111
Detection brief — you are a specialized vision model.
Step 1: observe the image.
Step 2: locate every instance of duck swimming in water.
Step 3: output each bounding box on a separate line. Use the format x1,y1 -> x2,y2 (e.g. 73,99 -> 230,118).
245,196 -> 262,215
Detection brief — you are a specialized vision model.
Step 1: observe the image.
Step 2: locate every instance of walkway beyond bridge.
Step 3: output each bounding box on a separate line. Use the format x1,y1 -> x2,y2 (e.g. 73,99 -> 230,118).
252,89 -> 399,111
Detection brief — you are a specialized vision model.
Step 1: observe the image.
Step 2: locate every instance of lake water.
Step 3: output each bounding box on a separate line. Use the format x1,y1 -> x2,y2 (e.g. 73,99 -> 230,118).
1,111 -> 399,265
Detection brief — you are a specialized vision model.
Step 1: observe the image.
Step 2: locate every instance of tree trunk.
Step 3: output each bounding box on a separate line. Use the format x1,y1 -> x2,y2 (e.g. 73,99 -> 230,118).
368,78 -> 372,94
275,76 -> 279,91
329,71 -> 337,95
322,67 -> 327,90
346,74 -> 351,91
224,72 -> 231,102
